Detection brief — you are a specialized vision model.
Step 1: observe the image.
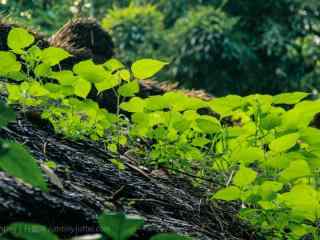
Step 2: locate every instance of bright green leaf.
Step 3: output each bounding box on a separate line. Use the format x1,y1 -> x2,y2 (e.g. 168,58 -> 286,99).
131,59 -> 168,80
119,69 -> 131,81
118,80 -> 139,97
104,58 -> 124,71
73,78 -> 91,98
279,160 -> 311,182
230,147 -> 264,165
273,92 -> 309,105
212,186 -> 241,201
233,166 -> 257,187
73,60 -> 111,83
195,117 -> 221,134
0,51 -> 21,74
41,47 -> 71,66
95,73 -> 120,93
7,28 -> 35,51
269,133 -> 299,153
120,97 -> 145,112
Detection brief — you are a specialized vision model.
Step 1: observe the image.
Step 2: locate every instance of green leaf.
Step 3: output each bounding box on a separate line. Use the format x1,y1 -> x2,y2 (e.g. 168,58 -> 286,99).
277,184 -> 319,221
269,133 -> 299,153
0,141 -> 47,191
151,233 -> 191,240
73,60 -> 111,83
0,51 -> 21,74
7,84 -> 21,103
118,80 -> 139,97
258,181 -> 283,199
131,59 -> 168,80
7,28 -> 35,51
34,63 -> 52,78
212,186 -> 241,201
119,69 -> 131,81
95,73 -> 120,93
230,147 -> 264,165
50,70 -> 77,86
279,160 -> 311,182
300,127 -> 320,147
209,95 -> 243,117
273,92 -> 309,105
41,47 -> 71,66
104,58 -> 125,71
233,166 -> 257,187
0,101 -> 16,128
73,78 -> 91,98
98,212 -> 144,240
195,117 -> 221,134
29,81 -> 49,97
120,97 -> 145,112
6,223 -> 58,240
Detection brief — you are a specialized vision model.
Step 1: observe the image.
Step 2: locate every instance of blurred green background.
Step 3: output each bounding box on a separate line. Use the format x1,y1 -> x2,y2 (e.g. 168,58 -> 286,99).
1,0 -> 320,97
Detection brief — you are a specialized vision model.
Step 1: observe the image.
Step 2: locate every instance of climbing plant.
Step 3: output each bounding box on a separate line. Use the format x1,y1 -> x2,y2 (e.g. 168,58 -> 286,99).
1,27 -> 320,240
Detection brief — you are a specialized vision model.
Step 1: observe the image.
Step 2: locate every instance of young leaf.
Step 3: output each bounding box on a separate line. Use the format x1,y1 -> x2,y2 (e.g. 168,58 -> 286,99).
7,84 -> 21,103
212,186 -> 241,201
119,69 -> 131,81
273,92 -> 309,105
73,78 -> 91,98
7,28 -> 35,51
0,141 -> 47,191
230,147 -> 264,165
0,51 -> 21,74
279,160 -> 311,182
258,181 -> 283,199
104,58 -> 125,71
50,70 -> 77,86
6,223 -> 58,240
233,166 -> 257,187
269,133 -> 299,153
29,81 -> 49,97
73,60 -> 110,83
95,73 -> 120,93
151,233 -> 191,240
34,63 -> 52,78
118,80 -> 139,97
41,47 -> 71,66
98,212 -> 144,240
131,59 -> 168,80
195,117 -> 221,134
120,97 -> 145,112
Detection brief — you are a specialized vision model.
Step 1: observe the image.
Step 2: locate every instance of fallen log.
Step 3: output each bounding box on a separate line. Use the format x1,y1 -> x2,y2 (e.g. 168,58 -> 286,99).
0,112 -> 254,240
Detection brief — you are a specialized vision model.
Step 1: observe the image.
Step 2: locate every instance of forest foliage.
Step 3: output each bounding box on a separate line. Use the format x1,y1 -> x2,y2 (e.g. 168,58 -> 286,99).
0,27 -> 319,239
1,0 -> 320,96
1,1 -> 320,240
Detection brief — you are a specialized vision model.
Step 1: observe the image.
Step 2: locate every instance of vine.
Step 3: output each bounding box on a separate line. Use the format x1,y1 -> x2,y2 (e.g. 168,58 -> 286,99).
1,27 -> 320,239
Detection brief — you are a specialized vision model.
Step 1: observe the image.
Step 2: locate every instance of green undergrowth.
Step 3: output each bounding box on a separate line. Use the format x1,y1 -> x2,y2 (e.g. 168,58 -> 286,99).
1,27 -> 320,239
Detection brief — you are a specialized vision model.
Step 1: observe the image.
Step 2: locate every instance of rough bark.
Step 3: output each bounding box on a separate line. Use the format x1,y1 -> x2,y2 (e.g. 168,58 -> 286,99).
0,112 -> 254,240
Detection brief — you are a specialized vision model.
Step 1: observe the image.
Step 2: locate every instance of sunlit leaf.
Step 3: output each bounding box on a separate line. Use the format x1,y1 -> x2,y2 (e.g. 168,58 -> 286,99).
131,59 -> 168,80
233,166 -> 257,187
212,186 -> 241,201
7,28 -> 35,51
